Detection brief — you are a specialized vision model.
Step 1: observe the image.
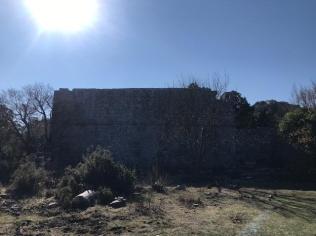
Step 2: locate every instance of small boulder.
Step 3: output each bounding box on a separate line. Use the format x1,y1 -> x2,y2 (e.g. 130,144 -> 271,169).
175,185 -> 186,191
10,204 -> 20,210
72,190 -> 96,209
110,197 -> 126,208
48,202 -> 58,209
9,204 -> 21,216
192,203 -> 199,208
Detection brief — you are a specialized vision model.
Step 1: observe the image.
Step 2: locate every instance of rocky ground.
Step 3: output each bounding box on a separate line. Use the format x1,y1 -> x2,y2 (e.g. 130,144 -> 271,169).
1,185 -> 316,235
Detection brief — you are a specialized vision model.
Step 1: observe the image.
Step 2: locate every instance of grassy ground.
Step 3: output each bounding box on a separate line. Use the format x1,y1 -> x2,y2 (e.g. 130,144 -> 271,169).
0,186 -> 316,235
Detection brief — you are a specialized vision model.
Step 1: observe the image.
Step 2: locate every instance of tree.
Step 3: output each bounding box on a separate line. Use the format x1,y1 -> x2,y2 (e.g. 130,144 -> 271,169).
211,72 -> 230,99
0,83 -> 53,152
292,81 -> 316,109
24,83 -> 53,143
221,91 -> 253,128
0,89 -> 35,151
253,100 -> 298,127
0,105 -> 18,149
179,72 -> 229,99
279,109 -> 316,156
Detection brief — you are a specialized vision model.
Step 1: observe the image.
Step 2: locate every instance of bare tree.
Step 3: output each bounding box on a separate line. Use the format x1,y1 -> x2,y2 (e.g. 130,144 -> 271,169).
211,72 -> 229,99
0,89 -> 35,150
0,83 -> 53,152
177,74 -> 206,89
178,72 -> 230,99
24,83 -> 53,143
292,81 -> 316,109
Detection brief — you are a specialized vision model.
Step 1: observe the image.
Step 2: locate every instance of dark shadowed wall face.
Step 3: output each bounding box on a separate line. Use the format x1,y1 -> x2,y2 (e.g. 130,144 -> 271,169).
51,89 -> 233,168
51,88 -> 281,175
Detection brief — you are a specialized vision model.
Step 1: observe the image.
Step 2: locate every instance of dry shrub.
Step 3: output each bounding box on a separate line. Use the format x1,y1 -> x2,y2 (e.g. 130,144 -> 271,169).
134,192 -> 164,217
97,187 -> 114,205
230,212 -> 247,224
178,194 -> 203,208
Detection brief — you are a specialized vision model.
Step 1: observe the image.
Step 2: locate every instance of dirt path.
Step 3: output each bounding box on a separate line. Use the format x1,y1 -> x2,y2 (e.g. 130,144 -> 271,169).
239,211 -> 270,236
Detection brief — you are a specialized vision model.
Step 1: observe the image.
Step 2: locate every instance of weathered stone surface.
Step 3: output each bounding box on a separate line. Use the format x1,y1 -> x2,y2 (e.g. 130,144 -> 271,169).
51,88 -> 279,171
51,88 -> 234,167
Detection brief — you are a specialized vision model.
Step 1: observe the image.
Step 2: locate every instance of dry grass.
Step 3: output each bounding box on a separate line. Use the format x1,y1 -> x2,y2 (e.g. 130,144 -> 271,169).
0,186 -> 316,235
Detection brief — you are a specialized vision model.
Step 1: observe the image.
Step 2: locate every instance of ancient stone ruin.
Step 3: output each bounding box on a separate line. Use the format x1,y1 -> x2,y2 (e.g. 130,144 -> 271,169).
51,88 -> 277,172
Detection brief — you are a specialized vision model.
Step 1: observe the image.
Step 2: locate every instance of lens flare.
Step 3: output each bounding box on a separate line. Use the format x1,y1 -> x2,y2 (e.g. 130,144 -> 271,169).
25,0 -> 99,33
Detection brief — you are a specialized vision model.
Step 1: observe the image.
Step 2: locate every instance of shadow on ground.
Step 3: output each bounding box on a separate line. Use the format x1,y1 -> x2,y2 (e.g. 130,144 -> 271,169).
238,188 -> 316,222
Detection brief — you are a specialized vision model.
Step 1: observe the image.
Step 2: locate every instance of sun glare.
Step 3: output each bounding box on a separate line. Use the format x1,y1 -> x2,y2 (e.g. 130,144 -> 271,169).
25,0 -> 99,33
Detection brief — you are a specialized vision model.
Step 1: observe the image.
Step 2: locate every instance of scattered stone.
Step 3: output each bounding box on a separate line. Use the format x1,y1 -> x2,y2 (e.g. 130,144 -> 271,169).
110,197 -> 126,208
11,204 -> 20,211
175,184 -> 186,191
72,190 -> 96,209
48,202 -> 58,209
0,199 -> 22,215
0,193 -> 9,199
1,199 -> 16,206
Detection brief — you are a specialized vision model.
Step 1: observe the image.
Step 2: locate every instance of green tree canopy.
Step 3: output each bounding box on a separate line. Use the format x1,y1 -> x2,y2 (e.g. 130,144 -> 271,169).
253,100 -> 298,127
279,109 -> 316,156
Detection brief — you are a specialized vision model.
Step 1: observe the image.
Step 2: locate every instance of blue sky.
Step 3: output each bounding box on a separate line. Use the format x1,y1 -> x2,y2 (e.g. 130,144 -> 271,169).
0,0 -> 315,103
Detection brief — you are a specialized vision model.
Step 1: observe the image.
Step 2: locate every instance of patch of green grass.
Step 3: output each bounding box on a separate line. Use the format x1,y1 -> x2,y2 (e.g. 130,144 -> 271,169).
259,212 -> 316,236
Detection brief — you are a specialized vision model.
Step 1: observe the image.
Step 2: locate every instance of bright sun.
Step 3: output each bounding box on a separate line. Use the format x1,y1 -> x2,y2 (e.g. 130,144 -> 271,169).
25,0 -> 99,33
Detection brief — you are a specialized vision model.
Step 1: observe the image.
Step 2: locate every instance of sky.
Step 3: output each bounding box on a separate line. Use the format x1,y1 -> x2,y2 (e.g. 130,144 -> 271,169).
0,0 -> 315,104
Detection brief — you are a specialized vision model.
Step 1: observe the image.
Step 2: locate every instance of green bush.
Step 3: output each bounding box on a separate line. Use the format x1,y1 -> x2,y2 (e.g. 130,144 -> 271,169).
97,187 -> 114,205
56,147 -> 136,207
8,161 -> 47,198
279,109 -> 316,156
253,100 -> 298,127
278,108 -> 316,178
78,147 -> 136,194
55,167 -> 83,207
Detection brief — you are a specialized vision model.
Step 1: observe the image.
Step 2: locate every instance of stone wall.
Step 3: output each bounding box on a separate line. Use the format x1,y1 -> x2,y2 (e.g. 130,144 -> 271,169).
51,88 -> 279,172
